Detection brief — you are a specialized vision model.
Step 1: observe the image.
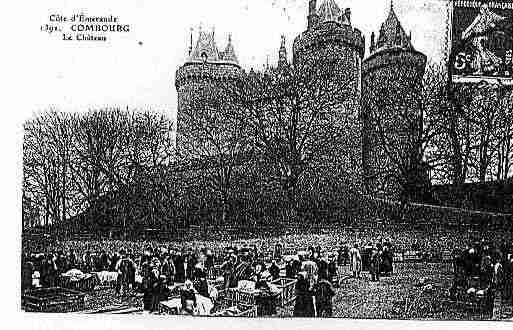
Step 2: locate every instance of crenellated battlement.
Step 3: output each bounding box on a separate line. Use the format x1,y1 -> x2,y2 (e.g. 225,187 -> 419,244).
362,48 -> 427,77
175,62 -> 244,89
293,22 -> 365,61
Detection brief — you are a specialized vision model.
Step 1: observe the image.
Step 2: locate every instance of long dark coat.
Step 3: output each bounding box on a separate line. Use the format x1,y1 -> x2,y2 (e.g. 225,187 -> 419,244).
293,278 -> 315,317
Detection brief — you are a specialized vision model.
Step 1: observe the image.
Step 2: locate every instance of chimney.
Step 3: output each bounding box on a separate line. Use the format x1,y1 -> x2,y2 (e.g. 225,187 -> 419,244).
189,27 -> 194,56
370,32 -> 375,53
278,35 -> 288,68
308,0 -> 318,29
345,8 -> 351,23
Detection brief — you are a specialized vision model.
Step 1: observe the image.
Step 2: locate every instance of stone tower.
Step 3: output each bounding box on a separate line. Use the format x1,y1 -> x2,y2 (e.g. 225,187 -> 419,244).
293,0 -> 365,105
361,3 -> 427,200
175,29 -> 244,156
292,0 -> 365,181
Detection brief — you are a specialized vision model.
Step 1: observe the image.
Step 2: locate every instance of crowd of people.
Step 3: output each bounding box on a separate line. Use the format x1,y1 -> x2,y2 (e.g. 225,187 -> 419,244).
450,239 -> 513,308
21,238 -> 396,316
21,230 -> 513,316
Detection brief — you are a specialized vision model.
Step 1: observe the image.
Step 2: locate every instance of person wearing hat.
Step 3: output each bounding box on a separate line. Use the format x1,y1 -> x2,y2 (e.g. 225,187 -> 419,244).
369,245 -> 381,282
294,272 -> 315,317
174,251 -> 186,283
181,280 -> 197,315
193,268 -> 209,299
161,254 -> 175,287
115,249 -> 135,296
313,272 -> 335,317
327,254 -> 337,285
148,261 -> 163,313
221,254 -> 237,289
269,260 -> 280,281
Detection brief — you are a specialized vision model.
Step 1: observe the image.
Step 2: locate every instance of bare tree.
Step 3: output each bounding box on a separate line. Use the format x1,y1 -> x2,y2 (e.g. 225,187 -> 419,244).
178,85 -> 253,225
238,59 -> 361,221
24,108 -> 175,236
23,111 -> 76,234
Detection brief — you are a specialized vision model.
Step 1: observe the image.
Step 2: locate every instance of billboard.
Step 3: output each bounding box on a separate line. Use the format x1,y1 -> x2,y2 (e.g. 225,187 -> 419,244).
448,0 -> 513,84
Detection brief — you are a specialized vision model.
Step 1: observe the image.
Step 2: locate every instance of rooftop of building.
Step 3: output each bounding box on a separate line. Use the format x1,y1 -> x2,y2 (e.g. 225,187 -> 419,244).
370,1 -> 415,55
186,28 -> 240,67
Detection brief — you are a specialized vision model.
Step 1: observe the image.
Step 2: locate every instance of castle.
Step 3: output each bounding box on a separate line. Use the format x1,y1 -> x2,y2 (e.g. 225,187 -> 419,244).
175,0 -> 427,201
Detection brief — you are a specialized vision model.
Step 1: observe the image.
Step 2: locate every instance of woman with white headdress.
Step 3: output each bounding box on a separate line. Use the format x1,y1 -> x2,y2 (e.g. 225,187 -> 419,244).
349,243 -> 362,279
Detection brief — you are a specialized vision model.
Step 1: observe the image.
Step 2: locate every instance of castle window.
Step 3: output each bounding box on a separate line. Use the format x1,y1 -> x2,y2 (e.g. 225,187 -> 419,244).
201,52 -> 208,63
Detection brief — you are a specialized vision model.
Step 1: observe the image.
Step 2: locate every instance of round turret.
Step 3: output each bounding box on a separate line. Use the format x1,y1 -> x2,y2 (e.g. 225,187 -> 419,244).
361,5 -> 427,199
175,30 -> 244,156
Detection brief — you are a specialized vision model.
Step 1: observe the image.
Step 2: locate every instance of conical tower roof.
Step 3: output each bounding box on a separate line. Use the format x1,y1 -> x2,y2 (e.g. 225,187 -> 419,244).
318,0 -> 342,24
188,29 -> 220,63
221,34 -> 239,65
375,2 -> 413,52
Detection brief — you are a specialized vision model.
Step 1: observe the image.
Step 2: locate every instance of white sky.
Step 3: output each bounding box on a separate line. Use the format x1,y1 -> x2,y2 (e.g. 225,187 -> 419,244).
21,0 -> 447,125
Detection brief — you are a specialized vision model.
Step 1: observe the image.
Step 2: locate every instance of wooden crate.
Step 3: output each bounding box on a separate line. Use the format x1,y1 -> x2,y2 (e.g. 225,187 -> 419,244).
218,288 -> 256,308
23,287 -> 86,313
235,290 -> 256,306
206,266 -> 223,282
159,297 -> 181,315
212,304 -> 257,317
271,278 -> 297,307
403,251 -> 422,262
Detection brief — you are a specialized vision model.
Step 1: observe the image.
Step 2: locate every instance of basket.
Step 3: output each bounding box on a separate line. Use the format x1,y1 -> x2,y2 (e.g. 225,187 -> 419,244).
271,278 -> 297,307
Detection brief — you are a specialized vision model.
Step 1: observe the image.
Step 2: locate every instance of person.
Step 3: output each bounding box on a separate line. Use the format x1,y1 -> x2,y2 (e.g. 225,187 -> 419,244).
22,259 -> 34,291
193,269 -> 209,299
161,254 -> 175,287
174,252 -> 186,283
110,251 -> 120,272
82,250 -> 93,273
380,243 -> 393,276
269,260 -> 280,281
221,255 -> 236,289
327,254 -> 337,285
301,257 -> 318,290
313,274 -> 336,317
273,243 -> 283,261
148,262 -> 162,313
205,249 -> 214,270
40,254 -> 58,287
99,250 -> 110,271
492,254 -> 504,294
141,261 -> 153,312
69,250 -> 78,271
504,253 -> 513,304
186,252 -> 198,280
115,250 -> 135,296
349,244 -> 362,279
293,272 -> 315,317
337,244 -> 348,279
285,258 -> 295,279
369,246 -> 381,282
317,255 -> 329,282
181,280 -> 197,315
480,254 -> 494,290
